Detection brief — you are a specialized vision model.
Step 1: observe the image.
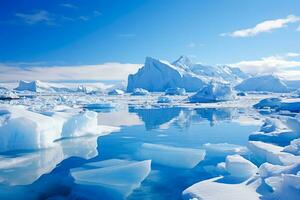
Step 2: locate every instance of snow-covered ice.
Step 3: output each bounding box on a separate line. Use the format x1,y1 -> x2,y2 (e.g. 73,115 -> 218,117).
235,75 -> 290,93
225,154 -> 258,178
189,82 -> 236,103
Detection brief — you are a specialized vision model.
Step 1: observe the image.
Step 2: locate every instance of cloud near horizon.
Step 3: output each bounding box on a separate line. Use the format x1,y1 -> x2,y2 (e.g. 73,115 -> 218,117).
222,15 -> 300,37
0,63 -> 141,82
231,53 -> 300,80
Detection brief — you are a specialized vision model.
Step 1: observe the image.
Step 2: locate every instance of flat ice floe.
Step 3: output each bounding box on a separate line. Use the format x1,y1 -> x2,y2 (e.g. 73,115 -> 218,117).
182,175 -> 262,200
248,141 -> 300,165
70,159 -> 151,199
137,143 -> 205,168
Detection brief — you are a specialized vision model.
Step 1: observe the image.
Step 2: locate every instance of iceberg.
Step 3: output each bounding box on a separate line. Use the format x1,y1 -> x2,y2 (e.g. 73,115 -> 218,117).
127,57 -> 207,92
0,106 -> 63,152
127,56 -> 248,92
107,89 -> 125,95
235,75 -> 290,93
131,88 -> 149,96
70,159 -> 151,199
165,87 -> 186,95
137,143 -> 205,168
249,118 -> 297,144
0,106 -> 118,152
225,155 -> 258,178
189,82 -> 236,103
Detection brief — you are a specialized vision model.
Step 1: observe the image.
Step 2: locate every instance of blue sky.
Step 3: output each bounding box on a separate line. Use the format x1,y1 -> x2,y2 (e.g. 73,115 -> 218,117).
1,0 -> 300,81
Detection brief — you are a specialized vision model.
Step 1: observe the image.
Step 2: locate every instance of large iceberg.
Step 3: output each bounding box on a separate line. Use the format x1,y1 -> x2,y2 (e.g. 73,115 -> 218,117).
189,82 -> 236,103
127,56 -> 248,92
235,75 -> 290,93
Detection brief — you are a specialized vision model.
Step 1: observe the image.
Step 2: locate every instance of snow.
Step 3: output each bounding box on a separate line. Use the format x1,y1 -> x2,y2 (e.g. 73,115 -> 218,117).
70,159 -> 151,199
225,155 -> 258,178
265,174 -> 300,200
283,138 -> 300,155
182,176 -> 261,200
189,82 -> 236,103
165,87 -> 186,95
137,143 -> 205,168
235,75 -> 290,93
107,89 -> 125,95
131,88 -> 149,96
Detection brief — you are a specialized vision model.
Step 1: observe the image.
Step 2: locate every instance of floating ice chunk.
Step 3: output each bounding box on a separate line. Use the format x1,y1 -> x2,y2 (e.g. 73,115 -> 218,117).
0,106 -> 63,152
253,98 -> 282,109
189,82 -> 236,103
249,118 -> 296,143
225,155 -> 258,178
61,111 -> 99,138
258,162 -> 300,179
248,141 -> 300,165
138,143 -> 205,168
235,75 -> 289,93
70,159 -> 151,199
165,87 -> 186,95
265,174 -> 300,200
182,176 -> 262,200
131,88 -> 149,96
203,143 -> 248,156
107,89 -> 124,95
157,96 -> 172,103
283,138 -> 300,155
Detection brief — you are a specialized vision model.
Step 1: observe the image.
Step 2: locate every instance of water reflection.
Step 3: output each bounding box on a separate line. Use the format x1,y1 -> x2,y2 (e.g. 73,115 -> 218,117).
0,135 -> 99,186
130,107 -> 261,130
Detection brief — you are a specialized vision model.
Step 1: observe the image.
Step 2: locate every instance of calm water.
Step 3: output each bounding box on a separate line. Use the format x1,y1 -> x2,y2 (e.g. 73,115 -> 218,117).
0,107 -> 260,200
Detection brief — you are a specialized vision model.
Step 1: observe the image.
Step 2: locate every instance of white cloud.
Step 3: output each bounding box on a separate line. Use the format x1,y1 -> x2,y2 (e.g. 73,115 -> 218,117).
222,15 -> 300,37
286,52 -> 300,57
93,11 -> 102,16
78,16 -> 89,21
187,42 -> 196,48
0,63 -> 141,82
60,3 -> 78,9
15,10 -> 55,25
231,54 -> 300,80
297,25 -> 300,31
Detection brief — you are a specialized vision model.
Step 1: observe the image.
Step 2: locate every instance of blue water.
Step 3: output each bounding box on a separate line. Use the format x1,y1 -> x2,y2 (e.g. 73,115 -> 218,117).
0,107 -> 260,200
